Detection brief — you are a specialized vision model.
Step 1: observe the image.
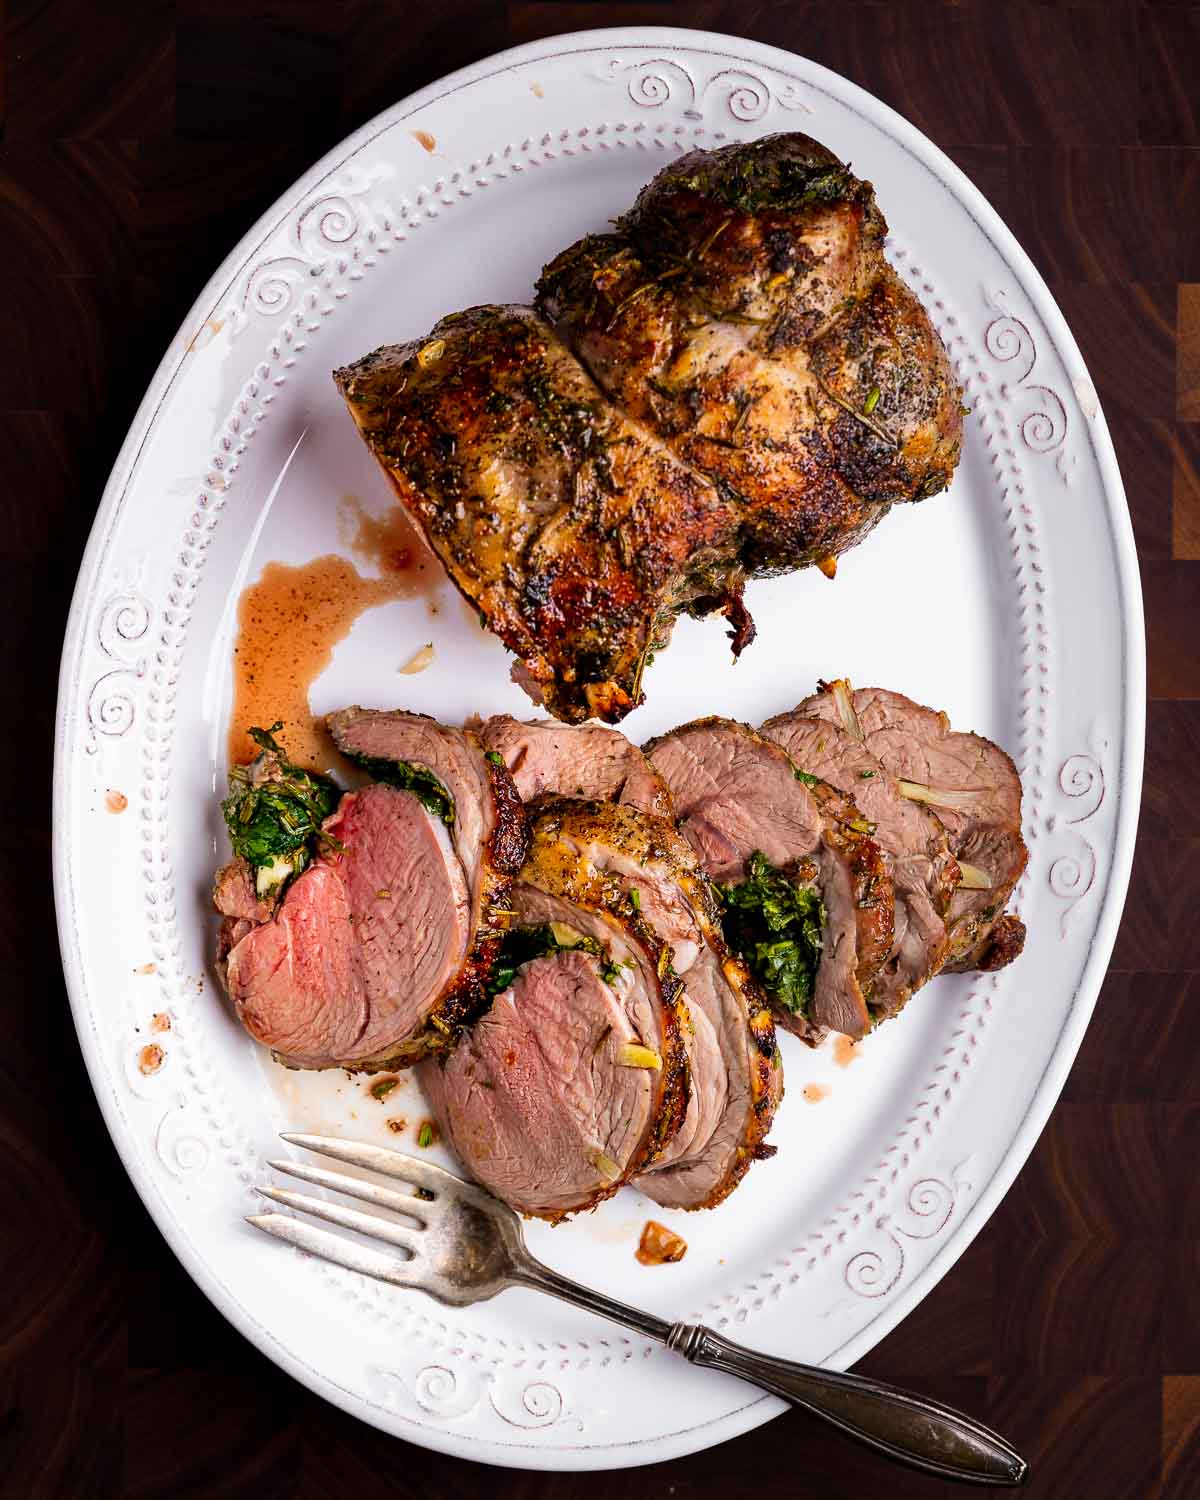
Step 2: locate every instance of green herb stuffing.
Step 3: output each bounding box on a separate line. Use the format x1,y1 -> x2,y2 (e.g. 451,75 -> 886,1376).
666,157 -> 853,217
484,750 -> 505,768
792,766 -> 819,786
342,751 -> 454,825
488,924 -> 628,996
718,852 -> 826,1017
221,723 -> 341,901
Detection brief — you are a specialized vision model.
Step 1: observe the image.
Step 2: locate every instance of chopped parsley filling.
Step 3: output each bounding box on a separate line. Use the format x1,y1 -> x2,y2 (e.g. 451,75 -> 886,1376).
488,923 -> 628,996
221,723 -> 341,902
660,158 -> 853,217
718,851 -> 825,1017
340,750 -> 454,825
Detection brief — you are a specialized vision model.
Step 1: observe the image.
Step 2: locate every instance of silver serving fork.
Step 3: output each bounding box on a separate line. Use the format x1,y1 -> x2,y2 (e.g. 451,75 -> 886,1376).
249,1134 -> 1027,1486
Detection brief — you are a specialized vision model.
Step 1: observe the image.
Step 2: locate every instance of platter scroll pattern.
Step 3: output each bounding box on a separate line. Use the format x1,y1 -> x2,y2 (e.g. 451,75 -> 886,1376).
1048,722 -> 1110,938
86,587 -> 152,753
368,1364 -> 583,1433
595,55 -> 813,120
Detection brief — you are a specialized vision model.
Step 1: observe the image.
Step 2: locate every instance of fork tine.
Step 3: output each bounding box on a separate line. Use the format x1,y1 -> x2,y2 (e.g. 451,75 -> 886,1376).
267,1157 -> 430,1224
279,1132 -> 458,1195
256,1185 -> 422,1255
246,1212 -> 421,1290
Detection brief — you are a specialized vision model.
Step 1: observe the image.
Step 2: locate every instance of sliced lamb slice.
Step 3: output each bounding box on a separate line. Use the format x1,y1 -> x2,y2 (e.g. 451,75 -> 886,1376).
796,683 -> 1028,971
642,945 -> 776,1211
225,783 -> 468,1066
761,712 -> 960,1017
646,718 -> 893,1040
420,950 -> 661,1221
648,998 -> 727,1183
328,705 -> 527,1021
220,710 -> 525,1069
327,706 -> 527,918
522,796 -> 781,1210
419,810 -> 690,1221
478,715 -> 674,819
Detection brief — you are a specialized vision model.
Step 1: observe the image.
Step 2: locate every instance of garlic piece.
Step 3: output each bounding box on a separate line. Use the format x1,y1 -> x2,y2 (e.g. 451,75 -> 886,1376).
399,642 -> 435,675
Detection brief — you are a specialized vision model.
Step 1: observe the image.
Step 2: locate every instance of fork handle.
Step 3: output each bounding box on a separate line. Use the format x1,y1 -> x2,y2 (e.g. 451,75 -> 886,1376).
512,1261 -> 1024,1485
665,1322 -> 1026,1487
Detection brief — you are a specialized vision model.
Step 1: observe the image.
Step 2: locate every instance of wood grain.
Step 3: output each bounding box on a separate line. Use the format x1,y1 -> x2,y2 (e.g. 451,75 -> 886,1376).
2,1 -> 1197,1494
1163,1377 -> 1200,1499
1180,284 -> 1200,419
1174,421 -> 1200,559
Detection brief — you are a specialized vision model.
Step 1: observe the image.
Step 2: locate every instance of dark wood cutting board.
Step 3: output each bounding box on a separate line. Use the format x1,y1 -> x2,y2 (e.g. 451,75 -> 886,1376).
1,2 -> 1196,1495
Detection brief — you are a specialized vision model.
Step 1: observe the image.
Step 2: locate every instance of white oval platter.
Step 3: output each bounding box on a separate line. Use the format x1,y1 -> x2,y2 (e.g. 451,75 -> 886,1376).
53,26 -> 1143,1471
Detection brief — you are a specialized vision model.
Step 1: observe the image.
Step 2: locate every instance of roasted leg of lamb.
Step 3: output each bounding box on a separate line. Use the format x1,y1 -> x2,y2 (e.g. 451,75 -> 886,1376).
211,684 -> 1026,1222
335,307 -> 734,724
335,134 -> 963,724
538,133 -> 962,576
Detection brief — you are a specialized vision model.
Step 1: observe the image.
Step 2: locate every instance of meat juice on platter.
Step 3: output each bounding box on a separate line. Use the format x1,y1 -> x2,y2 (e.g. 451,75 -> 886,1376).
228,498 -> 438,772
213,134 -> 1027,1229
